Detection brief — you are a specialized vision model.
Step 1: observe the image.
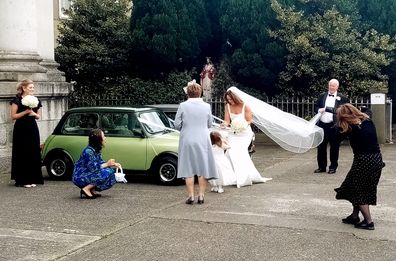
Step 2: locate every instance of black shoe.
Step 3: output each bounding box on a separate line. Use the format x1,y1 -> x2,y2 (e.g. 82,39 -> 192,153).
342,215 -> 360,225
185,197 -> 194,205
80,189 -> 95,199
91,192 -> 101,198
314,168 -> 326,173
354,220 -> 375,230
328,169 -> 336,174
197,195 -> 205,204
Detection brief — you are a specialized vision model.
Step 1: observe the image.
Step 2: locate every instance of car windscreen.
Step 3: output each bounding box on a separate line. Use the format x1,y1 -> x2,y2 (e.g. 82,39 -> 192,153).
137,110 -> 172,134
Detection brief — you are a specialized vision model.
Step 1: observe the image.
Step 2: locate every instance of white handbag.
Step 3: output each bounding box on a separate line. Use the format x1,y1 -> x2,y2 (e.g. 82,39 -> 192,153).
115,166 -> 127,183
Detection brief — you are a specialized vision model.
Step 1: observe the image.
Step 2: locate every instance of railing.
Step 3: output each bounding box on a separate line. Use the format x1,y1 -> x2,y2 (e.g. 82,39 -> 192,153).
205,96 -> 371,120
70,95 -> 395,143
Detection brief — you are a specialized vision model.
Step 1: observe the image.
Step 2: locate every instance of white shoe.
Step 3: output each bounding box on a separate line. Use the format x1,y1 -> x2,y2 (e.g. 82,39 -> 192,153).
217,187 -> 224,193
24,185 -> 32,188
262,177 -> 272,182
211,186 -> 218,192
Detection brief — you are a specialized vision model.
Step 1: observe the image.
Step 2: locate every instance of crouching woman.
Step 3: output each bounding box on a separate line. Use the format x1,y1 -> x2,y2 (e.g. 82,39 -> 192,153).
72,128 -> 120,199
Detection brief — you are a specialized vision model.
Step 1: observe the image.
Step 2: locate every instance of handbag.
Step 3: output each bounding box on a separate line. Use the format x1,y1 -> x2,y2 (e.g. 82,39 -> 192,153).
115,166 -> 128,183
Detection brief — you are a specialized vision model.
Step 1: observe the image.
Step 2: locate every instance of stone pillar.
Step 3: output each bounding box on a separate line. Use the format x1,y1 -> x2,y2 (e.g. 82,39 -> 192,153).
370,92 -> 387,144
0,0 -> 72,174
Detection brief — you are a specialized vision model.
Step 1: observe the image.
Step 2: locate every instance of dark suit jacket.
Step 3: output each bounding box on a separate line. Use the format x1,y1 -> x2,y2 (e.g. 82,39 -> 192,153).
316,92 -> 349,123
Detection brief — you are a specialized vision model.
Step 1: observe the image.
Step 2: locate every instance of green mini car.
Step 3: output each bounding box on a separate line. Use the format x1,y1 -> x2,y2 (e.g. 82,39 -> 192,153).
41,106 -> 180,185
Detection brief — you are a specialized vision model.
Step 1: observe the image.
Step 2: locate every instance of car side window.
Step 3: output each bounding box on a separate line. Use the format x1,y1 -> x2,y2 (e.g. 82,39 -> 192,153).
101,112 -> 142,137
61,113 -> 99,135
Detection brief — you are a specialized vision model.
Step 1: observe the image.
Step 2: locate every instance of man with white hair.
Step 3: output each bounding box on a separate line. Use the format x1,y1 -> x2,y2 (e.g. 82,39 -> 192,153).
315,79 -> 349,174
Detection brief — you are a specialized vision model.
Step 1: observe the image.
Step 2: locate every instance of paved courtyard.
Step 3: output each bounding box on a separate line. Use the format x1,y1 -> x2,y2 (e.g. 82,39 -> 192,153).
1,136 -> 396,260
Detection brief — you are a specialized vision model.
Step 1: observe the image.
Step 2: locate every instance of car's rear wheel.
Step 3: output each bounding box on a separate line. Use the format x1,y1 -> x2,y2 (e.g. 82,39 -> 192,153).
154,156 -> 179,185
46,153 -> 73,180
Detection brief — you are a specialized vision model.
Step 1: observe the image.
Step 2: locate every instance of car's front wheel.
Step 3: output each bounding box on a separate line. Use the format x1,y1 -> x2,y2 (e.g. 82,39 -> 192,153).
154,156 -> 179,185
46,152 -> 73,180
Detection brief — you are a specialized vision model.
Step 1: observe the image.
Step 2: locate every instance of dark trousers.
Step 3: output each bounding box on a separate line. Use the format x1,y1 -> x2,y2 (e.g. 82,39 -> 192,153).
317,121 -> 340,170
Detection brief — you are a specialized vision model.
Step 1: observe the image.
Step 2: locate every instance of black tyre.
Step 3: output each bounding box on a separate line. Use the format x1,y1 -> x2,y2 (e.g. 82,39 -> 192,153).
154,156 -> 179,185
46,153 -> 73,180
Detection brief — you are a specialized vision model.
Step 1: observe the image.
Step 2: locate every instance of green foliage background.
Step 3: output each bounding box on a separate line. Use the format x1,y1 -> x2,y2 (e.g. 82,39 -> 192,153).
56,0 -> 396,108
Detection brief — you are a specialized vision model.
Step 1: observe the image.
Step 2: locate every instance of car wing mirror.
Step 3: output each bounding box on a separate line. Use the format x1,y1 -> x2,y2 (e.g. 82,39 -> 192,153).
132,128 -> 144,138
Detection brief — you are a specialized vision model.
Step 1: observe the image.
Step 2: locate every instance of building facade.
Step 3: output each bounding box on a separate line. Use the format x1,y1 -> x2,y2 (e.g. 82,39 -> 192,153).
0,0 -> 72,173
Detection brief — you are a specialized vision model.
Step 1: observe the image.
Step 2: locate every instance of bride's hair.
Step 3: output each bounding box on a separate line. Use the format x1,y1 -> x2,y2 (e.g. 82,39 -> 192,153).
224,89 -> 243,105
185,79 -> 202,98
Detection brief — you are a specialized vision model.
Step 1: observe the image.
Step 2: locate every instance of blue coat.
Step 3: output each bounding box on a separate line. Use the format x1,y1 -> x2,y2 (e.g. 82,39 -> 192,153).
174,98 -> 218,179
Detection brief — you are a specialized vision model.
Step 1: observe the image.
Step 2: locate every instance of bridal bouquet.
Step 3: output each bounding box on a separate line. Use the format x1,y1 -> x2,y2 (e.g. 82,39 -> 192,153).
22,95 -> 39,108
231,118 -> 248,134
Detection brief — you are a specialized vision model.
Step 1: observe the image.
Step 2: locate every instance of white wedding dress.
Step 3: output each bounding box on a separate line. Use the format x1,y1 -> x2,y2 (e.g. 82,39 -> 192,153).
226,104 -> 272,187
210,144 -> 236,187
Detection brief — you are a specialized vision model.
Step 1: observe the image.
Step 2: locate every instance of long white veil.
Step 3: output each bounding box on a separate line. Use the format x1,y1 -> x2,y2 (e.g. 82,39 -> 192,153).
228,87 -> 324,153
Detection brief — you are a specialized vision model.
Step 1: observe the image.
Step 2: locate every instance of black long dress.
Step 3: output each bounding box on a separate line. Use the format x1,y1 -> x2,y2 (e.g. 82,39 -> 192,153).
10,96 -> 44,186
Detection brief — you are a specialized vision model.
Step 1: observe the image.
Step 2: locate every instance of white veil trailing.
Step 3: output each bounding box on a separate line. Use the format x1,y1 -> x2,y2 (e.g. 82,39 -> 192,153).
228,87 -> 324,153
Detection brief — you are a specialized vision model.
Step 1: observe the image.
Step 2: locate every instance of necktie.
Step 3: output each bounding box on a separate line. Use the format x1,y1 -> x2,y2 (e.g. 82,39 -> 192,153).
328,94 -> 334,97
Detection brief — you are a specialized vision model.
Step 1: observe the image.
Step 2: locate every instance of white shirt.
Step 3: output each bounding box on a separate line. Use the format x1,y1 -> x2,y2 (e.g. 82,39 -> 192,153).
320,92 -> 337,123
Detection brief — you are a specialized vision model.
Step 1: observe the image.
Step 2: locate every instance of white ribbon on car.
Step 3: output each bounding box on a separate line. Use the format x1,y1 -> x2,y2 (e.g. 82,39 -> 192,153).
137,117 -> 179,156
137,118 -> 180,134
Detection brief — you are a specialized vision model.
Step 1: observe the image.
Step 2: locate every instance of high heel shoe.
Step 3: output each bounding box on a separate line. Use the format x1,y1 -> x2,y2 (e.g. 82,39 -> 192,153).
197,195 -> 204,204
91,191 -> 101,198
185,197 -> 194,205
80,189 -> 95,199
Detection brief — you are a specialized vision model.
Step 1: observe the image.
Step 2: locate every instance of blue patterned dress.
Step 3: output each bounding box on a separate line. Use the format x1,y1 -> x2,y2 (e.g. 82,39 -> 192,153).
72,146 -> 116,191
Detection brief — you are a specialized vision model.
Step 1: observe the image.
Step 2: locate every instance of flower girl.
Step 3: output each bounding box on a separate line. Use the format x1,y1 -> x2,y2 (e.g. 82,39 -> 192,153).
209,131 -> 236,193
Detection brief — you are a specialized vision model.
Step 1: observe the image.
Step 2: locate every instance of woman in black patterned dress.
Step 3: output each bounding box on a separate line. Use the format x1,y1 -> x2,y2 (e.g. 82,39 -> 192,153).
334,104 -> 385,230
10,79 -> 43,187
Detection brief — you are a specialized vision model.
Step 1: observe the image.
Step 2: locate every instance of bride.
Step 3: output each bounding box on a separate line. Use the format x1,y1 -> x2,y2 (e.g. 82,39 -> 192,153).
221,89 -> 272,188
220,87 -> 324,188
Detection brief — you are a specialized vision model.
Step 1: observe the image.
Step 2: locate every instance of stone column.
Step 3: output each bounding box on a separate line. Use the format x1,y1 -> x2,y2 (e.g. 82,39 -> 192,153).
0,0 -> 72,174
370,91 -> 387,144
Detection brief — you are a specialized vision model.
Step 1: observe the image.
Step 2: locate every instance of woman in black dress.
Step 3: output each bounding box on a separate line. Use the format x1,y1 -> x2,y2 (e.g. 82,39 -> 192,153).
10,79 -> 43,187
334,104 -> 385,230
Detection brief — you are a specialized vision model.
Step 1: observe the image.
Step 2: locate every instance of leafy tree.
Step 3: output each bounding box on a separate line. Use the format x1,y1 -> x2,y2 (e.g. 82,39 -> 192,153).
130,0 -> 210,78
270,0 -> 395,96
219,0 -> 286,96
357,0 -> 396,36
211,57 -> 235,97
297,0 -> 359,17
69,71 -> 192,107
357,0 -> 396,121
202,0 -> 222,61
55,0 -> 132,91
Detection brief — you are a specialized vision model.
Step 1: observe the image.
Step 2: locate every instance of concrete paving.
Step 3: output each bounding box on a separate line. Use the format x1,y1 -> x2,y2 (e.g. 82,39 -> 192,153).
1,135 -> 396,261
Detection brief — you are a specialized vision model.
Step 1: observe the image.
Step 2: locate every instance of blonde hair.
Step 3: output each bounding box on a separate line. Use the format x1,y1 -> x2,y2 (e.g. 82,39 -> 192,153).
337,103 -> 369,133
224,88 -> 243,105
186,80 -> 202,98
16,79 -> 34,97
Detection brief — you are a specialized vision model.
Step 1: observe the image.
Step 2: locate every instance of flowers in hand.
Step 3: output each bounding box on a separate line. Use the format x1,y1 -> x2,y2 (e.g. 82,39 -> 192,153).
22,95 -> 39,108
231,118 -> 248,134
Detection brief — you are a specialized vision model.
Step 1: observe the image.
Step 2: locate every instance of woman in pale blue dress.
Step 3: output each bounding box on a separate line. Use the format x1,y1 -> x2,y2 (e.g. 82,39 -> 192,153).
72,129 -> 120,199
175,80 -> 218,204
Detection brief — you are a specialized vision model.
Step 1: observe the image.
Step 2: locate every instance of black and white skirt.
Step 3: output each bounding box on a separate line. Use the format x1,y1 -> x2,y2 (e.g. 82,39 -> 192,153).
335,152 -> 385,205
